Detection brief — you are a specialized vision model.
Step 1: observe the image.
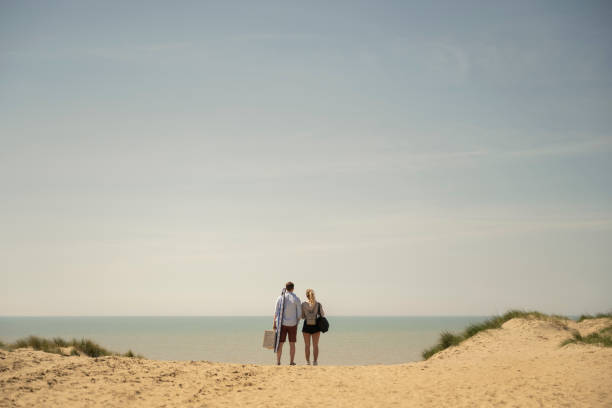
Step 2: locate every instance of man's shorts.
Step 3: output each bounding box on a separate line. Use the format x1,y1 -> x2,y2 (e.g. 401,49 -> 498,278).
279,325 -> 297,343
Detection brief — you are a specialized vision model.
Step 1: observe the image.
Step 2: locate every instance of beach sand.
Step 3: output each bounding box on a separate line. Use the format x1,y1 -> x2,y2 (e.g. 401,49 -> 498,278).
1,317 -> 611,407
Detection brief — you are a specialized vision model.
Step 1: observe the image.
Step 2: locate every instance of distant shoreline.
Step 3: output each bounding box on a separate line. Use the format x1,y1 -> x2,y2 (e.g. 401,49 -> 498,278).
0,314 -> 583,318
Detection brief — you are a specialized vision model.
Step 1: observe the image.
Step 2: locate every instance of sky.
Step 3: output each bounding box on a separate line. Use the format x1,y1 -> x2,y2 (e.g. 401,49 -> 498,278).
1,0 -> 611,316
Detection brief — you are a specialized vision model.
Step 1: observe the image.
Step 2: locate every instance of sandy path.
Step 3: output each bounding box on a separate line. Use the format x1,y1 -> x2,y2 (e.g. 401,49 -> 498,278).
1,318 -> 611,407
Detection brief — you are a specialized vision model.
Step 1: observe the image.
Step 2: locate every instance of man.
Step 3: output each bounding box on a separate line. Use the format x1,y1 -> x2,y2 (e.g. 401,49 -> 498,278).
273,281 -> 302,365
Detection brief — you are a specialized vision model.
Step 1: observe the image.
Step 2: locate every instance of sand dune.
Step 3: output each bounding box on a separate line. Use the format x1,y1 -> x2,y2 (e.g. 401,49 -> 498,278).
1,317 -> 611,407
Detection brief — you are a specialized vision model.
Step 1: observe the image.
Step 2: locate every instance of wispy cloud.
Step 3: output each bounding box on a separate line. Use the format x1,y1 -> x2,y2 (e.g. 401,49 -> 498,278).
86,42 -> 192,59
2,42 -> 193,61
229,33 -> 321,42
504,138 -> 612,158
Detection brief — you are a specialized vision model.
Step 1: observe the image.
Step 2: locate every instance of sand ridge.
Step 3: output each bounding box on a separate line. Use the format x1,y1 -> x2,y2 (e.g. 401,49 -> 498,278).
1,317 -> 611,407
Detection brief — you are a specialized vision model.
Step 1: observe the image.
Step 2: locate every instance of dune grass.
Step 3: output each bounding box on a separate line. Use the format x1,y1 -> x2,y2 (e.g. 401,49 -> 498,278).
561,325 -> 612,347
421,310 -> 569,360
577,313 -> 612,322
0,335 -> 144,358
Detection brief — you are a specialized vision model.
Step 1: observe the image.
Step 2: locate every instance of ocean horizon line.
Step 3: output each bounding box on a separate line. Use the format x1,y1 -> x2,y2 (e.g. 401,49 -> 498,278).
0,314 -> 579,318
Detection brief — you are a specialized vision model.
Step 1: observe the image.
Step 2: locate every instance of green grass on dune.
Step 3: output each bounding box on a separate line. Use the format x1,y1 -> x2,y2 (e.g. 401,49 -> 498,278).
422,310 -> 612,360
0,335 -> 144,358
421,310 -> 570,360
561,325 -> 612,347
577,313 -> 612,322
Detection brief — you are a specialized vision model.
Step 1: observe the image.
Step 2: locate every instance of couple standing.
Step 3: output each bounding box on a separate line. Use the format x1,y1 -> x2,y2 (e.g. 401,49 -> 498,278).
273,281 -> 325,366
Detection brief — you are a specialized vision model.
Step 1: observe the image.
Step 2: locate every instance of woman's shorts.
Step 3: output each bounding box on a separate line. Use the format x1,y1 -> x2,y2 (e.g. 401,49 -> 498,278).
302,323 -> 321,334
279,325 -> 297,343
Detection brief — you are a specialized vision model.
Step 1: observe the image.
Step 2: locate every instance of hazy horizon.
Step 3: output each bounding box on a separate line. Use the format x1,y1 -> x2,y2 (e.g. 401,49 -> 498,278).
1,1 -> 611,317
0,313 -> 587,318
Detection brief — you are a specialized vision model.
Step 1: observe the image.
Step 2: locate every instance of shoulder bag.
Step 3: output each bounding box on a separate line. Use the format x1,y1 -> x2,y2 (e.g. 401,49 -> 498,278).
316,302 -> 330,333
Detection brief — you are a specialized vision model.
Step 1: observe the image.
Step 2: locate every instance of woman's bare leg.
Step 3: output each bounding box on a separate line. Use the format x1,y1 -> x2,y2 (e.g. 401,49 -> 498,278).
303,333 -> 311,363
312,332 -> 321,363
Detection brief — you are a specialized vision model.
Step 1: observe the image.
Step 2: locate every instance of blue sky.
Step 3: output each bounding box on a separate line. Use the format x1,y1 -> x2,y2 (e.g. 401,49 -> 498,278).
1,1 -> 611,315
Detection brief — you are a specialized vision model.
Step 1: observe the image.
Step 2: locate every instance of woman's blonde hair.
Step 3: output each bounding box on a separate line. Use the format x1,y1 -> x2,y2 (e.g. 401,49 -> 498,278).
306,289 -> 316,305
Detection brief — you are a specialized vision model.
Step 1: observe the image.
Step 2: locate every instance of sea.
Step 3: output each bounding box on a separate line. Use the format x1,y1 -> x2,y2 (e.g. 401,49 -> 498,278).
0,316 -> 489,366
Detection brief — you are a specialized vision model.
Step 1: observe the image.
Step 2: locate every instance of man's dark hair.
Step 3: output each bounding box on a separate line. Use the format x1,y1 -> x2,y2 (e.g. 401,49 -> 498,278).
285,282 -> 294,291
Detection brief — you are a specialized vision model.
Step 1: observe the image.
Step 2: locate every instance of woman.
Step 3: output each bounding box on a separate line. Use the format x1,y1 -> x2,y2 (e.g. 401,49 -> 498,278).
301,288 -> 325,366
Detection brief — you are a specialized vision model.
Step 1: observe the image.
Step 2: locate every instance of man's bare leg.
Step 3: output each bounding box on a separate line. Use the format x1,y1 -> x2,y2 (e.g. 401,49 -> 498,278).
276,342 -> 284,365
289,342 -> 296,364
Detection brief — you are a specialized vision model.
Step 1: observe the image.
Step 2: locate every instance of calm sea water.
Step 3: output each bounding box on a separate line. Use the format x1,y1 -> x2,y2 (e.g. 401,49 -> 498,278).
0,316 -> 488,365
